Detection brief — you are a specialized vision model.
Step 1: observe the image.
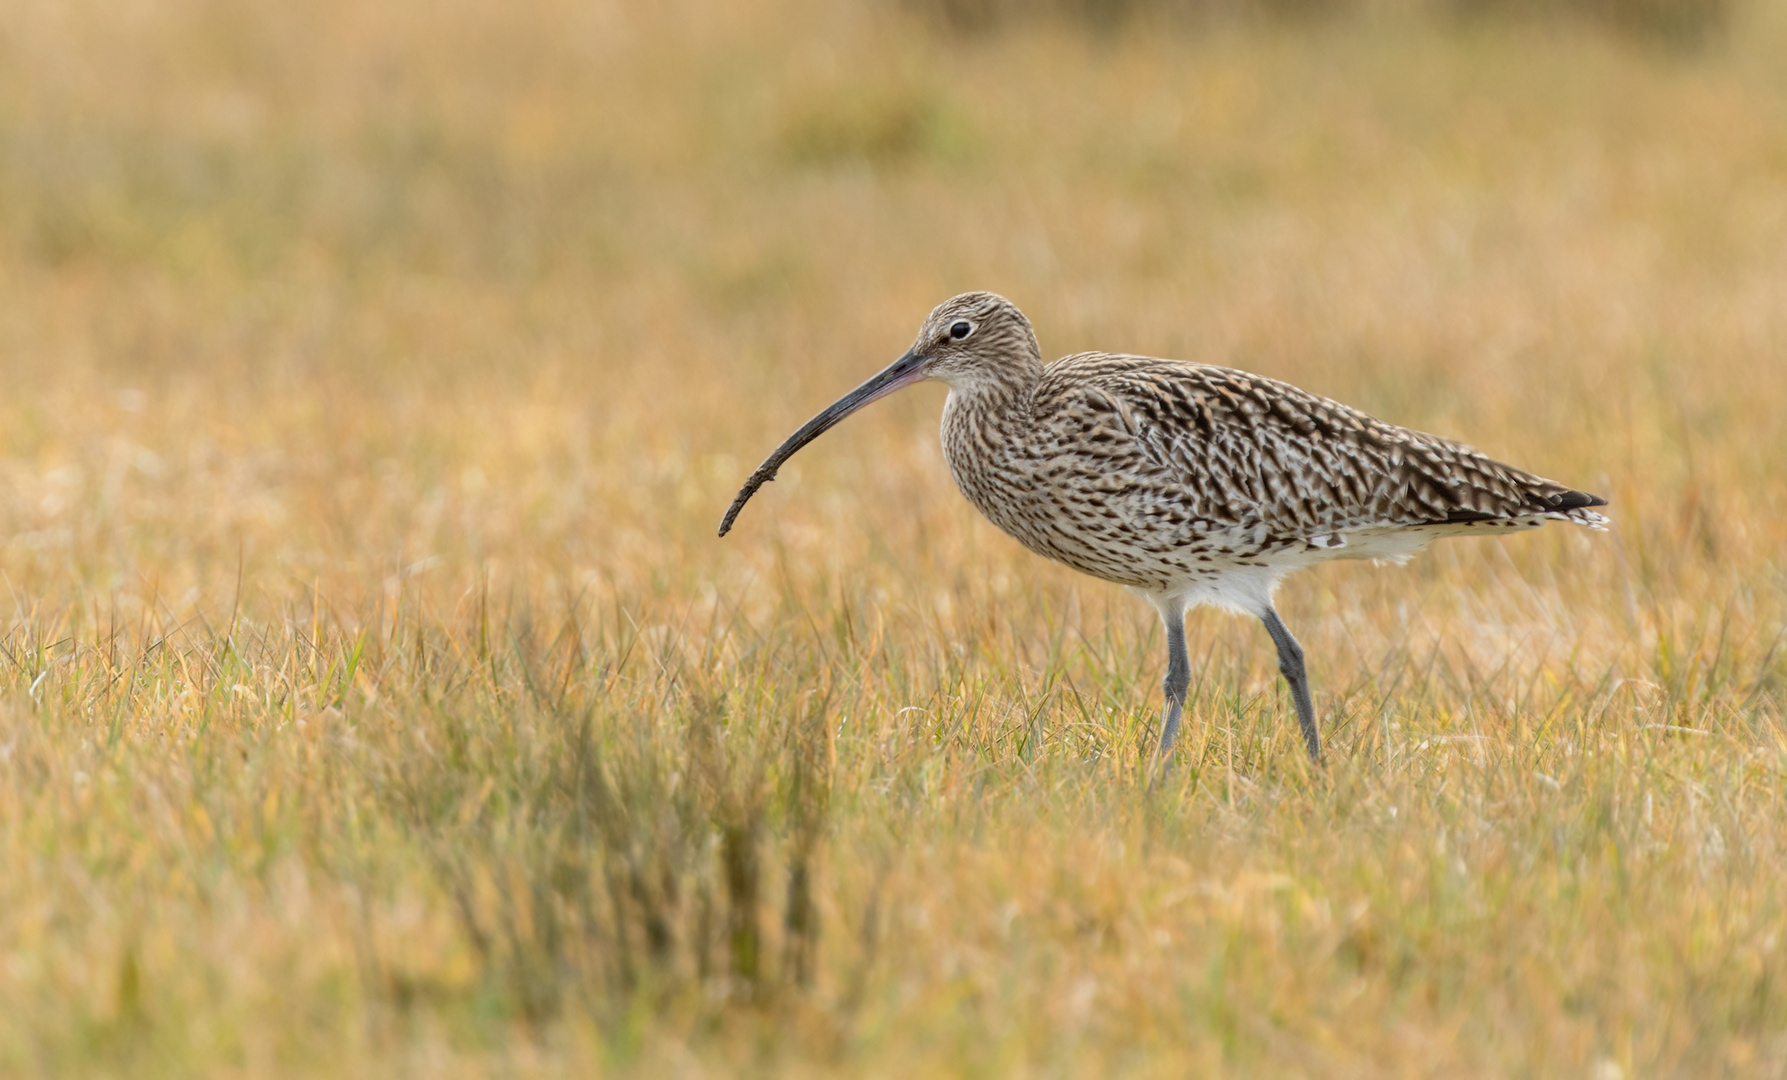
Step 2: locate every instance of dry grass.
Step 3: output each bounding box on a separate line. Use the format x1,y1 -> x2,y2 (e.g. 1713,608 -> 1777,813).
1,0 -> 1786,1075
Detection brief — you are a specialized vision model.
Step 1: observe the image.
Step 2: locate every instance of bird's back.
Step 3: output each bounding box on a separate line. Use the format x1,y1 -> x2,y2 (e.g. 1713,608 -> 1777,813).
941,351 -> 1606,594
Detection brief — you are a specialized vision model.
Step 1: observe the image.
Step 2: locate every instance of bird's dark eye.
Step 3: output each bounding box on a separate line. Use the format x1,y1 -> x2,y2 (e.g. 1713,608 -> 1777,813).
950,320 -> 972,340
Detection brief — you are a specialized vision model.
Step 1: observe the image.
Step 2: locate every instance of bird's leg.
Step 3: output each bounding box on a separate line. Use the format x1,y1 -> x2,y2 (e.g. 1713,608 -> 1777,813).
1156,603 -> 1192,761
1260,608 -> 1320,763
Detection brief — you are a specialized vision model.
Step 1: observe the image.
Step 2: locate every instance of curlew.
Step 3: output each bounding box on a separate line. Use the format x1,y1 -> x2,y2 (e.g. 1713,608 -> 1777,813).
719,293 -> 1607,764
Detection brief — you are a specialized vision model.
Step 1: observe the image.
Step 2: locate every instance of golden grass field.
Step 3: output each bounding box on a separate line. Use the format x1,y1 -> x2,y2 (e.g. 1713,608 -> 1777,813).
2,0 -> 1785,1074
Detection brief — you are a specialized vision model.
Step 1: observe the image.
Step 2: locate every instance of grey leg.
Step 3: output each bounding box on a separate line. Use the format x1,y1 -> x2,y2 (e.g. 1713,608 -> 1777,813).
1157,603 -> 1192,760
1261,608 -> 1320,763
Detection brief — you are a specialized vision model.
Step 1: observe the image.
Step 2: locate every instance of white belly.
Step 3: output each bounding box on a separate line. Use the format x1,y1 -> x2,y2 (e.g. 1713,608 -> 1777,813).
1144,517 -> 1549,616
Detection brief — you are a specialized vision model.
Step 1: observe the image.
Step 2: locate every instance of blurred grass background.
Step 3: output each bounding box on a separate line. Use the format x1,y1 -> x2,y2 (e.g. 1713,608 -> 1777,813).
1,0 -> 1785,1075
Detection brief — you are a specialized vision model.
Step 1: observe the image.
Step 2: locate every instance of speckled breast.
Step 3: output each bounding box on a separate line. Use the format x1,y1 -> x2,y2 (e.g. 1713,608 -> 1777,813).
939,389 -> 1267,592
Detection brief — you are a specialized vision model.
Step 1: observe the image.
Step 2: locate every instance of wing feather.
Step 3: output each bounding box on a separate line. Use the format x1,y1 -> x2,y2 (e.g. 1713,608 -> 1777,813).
1031,354 -> 1607,539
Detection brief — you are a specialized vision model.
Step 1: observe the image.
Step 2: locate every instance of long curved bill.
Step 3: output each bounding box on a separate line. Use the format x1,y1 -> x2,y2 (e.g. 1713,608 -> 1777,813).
718,348 -> 928,537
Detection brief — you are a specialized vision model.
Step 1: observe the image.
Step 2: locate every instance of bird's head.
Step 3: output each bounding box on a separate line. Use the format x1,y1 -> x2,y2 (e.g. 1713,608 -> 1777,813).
717,291 -> 1040,536
908,291 -> 1042,391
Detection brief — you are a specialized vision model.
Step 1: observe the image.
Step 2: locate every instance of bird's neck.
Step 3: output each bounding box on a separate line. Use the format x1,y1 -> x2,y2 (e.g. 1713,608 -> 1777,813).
943,353 -> 1042,407
939,362 -> 1041,551
940,360 -> 1038,460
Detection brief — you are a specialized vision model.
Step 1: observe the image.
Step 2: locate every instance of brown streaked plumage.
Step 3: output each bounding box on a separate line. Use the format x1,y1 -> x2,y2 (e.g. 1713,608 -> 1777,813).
720,292 -> 1608,764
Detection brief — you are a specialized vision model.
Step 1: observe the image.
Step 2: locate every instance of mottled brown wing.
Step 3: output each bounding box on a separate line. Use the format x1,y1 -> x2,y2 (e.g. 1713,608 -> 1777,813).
1033,353 -> 1603,539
